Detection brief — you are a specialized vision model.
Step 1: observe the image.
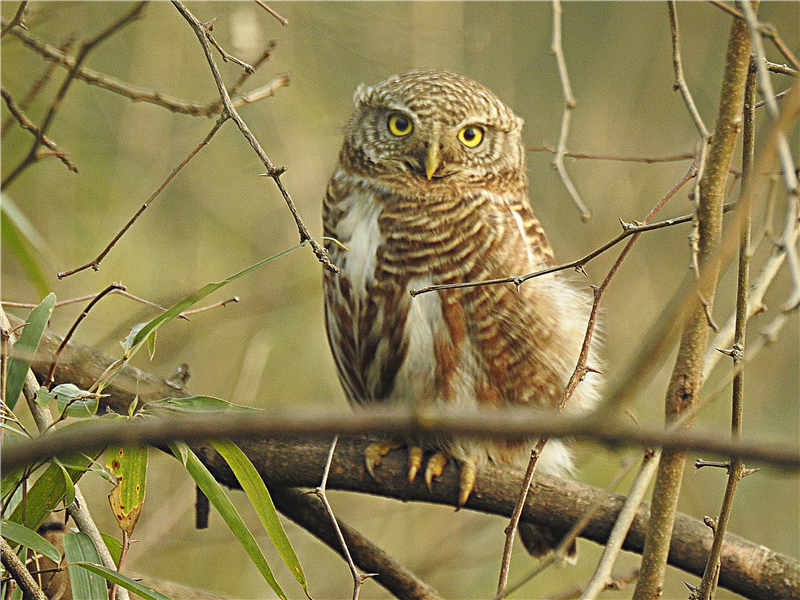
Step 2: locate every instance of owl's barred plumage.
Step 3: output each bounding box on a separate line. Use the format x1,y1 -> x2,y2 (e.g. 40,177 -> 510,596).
323,69 -> 600,557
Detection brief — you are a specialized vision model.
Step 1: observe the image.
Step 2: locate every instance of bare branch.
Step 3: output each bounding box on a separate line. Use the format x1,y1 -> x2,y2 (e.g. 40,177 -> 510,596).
0,0 -> 28,38
0,86 -> 77,173
255,1 -> 289,26
2,24 -> 289,116
57,118 -> 226,279
2,1 -> 147,189
549,0 -> 591,221
170,0 -> 337,273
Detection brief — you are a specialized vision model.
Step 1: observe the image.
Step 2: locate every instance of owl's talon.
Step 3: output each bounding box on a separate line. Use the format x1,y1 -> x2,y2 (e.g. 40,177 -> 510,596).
424,452 -> 449,490
408,446 -> 424,483
458,461 -> 477,508
364,441 -> 403,478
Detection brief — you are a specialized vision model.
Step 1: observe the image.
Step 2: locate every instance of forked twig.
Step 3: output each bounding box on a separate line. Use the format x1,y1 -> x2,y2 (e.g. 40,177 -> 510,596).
312,435 -> 377,600
3,24 -> 289,117
1,87 -> 76,173
549,0 -> 591,221
2,1 -> 147,190
171,0 -> 338,273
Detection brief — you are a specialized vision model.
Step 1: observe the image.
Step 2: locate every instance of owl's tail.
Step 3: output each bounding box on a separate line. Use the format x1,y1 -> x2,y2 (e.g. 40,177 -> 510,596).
518,522 -> 578,563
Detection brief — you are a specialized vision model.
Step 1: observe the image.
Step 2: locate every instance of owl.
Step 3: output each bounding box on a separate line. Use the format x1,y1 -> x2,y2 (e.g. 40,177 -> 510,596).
322,69 -> 601,557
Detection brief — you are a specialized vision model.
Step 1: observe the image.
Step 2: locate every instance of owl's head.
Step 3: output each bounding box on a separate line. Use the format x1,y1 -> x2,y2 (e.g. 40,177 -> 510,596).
341,69 -> 526,188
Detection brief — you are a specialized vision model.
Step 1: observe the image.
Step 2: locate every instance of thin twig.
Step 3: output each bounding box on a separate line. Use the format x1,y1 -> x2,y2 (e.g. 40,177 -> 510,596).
669,0 -> 712,284
500,453 -> 639,598
528,146 -> 695,164
45,283 -> 126,388
255,1 -> 289,26
496,441 -> 545,598
170,0 -> 337,273
707,0 -> 799,70
2,35 -> 76,137
203,28 -> 254,73
549,0 -> 591,221
0,0 -> 28,37
1,87 -> 77,173
2,25 -> 289,117
312,435 -> 377,600
740,1 -> 800,311
58,117 -> 226,279
547,568 -> 640,600
1,292 -> 237,320
2,2 -> 147,190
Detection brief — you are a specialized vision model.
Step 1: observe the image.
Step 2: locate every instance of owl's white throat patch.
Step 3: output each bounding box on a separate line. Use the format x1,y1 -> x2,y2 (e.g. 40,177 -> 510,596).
335,184 -> 383,296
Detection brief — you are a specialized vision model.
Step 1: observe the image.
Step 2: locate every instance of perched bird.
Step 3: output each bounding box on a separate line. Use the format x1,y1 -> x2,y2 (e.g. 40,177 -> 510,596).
322,69 -> 600,557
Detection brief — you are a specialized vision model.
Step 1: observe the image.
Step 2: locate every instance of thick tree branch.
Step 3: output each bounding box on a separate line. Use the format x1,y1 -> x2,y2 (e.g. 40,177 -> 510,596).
2,320 -> 798,600
198,437 -> 798,600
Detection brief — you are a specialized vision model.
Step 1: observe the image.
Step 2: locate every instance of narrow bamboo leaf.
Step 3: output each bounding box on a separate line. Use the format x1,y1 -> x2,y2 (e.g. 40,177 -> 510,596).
71,562 -> 174,600
0,519 -> 61,563
106,444 -> 148,535
211,439 -> 308,591
5,293 -> 56,410
8,455 -> 94,529
100,533 -> 123,567
126,242 -> 306,354
63,532 -> 107,600
145,395 -> 258,414
52,458 -> 76,508
1,196 -> 54,298
0,421 -> 27,437
169,442 -> 287,600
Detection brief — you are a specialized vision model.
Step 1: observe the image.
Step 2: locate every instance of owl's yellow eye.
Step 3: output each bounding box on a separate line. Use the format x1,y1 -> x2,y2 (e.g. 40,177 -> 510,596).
458,126 -> 484,148
387,113 -> 413,137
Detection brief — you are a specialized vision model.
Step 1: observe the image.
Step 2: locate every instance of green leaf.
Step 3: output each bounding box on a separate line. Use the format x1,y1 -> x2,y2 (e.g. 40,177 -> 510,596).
144,395 -> 258,414
169,442 -> 287,600
211,439 -> 308,592
126,243 -> 306,356
52,383 -> 100,418
63,532 -> 107,600
106,444 -> 148,535
5,293 -> 56,410
99,533 -> 123,568
7,455 -> 94,529
52,458 -> 77,508
71,562 -> 174,600
1,195 -> 54,298
0,520 -> 61,563
0,421 -> 28,437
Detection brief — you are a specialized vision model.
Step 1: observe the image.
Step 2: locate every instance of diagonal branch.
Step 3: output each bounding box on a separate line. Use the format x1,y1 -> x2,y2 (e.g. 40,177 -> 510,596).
170,0 -> 338,273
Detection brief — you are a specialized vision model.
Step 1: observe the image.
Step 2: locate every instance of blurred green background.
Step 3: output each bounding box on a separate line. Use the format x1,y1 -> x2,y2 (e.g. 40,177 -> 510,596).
2,2 -> 798,599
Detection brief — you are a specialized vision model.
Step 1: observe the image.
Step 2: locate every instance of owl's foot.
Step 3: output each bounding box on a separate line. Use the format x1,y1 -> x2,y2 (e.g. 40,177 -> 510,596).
407,446 -> 424,483
458,460 -> 477,508
424,452 -> 449,490
364,440 -> 403,478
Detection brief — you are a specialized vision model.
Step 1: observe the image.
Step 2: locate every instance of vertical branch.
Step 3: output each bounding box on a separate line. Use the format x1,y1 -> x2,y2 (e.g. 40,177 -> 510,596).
696,56 -> 757,600
632,5 -> 756,599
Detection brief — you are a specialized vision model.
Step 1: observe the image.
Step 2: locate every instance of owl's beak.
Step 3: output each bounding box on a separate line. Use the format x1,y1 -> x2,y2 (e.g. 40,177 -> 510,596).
424,143 -> 442,180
